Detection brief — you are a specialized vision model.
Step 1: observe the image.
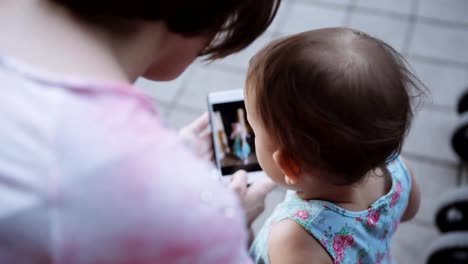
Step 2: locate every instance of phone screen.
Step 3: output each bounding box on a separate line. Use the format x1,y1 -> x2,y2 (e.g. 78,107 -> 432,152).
211,100 -> 262,175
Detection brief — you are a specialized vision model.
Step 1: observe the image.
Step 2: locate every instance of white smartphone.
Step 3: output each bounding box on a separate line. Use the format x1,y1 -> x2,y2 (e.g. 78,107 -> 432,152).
207,89 -> 266,183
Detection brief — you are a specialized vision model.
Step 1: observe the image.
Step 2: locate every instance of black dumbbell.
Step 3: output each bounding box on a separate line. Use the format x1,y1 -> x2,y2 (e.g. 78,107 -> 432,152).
452,90 -> 468,161
426,231 -> 468,264
427,188 -> 468,263
428,90 -> 468,264
434,187 -> 468,233
457,90 -> 468,114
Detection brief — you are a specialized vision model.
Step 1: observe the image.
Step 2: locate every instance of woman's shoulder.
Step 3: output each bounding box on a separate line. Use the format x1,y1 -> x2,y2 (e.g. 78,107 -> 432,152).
0,56 -> 251,263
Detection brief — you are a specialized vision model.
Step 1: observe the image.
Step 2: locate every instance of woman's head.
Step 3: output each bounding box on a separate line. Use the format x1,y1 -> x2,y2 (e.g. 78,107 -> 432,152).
245,27 -> 425,186
52,0 -> 280,80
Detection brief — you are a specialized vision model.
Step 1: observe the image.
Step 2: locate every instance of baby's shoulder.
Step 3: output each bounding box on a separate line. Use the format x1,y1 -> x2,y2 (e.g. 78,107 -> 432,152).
275,192 -> 326,224
269,219 -> 333,264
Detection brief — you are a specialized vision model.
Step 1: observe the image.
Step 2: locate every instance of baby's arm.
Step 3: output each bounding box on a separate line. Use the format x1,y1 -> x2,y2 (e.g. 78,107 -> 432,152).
268,219 -> 333,264
400,157 -> 421,222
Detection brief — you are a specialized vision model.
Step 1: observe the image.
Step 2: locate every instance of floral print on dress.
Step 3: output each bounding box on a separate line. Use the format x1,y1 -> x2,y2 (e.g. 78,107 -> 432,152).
249,156 -> 412,264
375,252 -> 386,264
366,209 -> 381,228
294,210 -> 310,220
332,227 -> 355,264
356,249 -> 368,264
320,238 -> 330,247
390,181 -> 402,208
319,225 -> 356,264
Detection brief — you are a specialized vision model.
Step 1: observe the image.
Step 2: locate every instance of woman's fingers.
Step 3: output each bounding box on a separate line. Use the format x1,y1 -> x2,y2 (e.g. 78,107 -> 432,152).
179,112 -> 214,162
192,130 -> 213,162
229,172 -> 277,226
246,178 -> 276,202
229,170 -> 248,198
198,130 -> 213,151
244,178 -> 276,225
186,112 -> 210,134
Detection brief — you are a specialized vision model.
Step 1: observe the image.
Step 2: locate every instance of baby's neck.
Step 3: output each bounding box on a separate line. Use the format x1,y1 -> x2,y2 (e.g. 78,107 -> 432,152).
294,171 -> 390,212
296,182 -> 355,204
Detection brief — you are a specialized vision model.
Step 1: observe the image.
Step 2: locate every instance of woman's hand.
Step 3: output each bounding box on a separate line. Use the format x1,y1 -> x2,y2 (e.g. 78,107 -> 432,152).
179,112 -> 214,162
229,170 -> 276,226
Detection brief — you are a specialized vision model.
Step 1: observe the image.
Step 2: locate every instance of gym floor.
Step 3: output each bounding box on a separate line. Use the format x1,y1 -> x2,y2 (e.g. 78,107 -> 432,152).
136,0 -> 468,263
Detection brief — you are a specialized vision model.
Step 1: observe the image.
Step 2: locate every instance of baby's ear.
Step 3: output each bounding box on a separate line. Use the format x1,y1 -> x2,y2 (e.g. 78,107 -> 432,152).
272,150 -> 301,180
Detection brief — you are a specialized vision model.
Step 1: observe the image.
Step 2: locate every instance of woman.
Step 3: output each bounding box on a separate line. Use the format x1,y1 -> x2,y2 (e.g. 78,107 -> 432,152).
0,0 -> 280,263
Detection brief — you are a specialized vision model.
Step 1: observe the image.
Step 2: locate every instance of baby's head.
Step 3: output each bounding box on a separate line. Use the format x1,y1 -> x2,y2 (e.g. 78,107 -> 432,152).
245,27 -> 424,187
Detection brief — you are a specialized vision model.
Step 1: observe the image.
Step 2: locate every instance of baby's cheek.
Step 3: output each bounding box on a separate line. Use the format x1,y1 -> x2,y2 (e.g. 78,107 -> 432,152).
253,143 -> 265,166
257,149 -> 283,183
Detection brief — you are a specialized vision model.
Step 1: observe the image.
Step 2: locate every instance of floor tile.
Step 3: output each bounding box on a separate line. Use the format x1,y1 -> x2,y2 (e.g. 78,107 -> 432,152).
166,108 -> 204,130
409,22 -> 468,64
350,10 -> 410,51
134,71 -> 191,103
355,0 -> 414,15
154,100 -> 169,115
176,63 -> 246,110
403,107 -> 459,163
408,58 -> 468,108
267,0 -> 293,34
391,221 -> 439,264
218,33 -> 274,72
404,158 -> 459,224
275,1 -> 347,36
312,0 -> 351,6
418,0 -> 468,24
461,165 -> 468,185
252,187 -> 286,234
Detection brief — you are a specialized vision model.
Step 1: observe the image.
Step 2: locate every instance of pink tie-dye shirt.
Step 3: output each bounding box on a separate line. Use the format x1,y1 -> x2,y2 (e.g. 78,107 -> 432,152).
0,57 -> 251,263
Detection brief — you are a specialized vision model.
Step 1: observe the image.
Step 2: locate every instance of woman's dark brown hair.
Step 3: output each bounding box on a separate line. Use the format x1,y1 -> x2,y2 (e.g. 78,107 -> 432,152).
247,28 -> 426,185
52,0 -> 281,59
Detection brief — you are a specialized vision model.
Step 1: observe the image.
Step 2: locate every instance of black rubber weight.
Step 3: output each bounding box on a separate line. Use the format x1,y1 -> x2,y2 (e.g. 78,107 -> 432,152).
452,113 -> 468,161
457,89 -> 468,115
427,232 -> 468,264
435,187 -> 468,233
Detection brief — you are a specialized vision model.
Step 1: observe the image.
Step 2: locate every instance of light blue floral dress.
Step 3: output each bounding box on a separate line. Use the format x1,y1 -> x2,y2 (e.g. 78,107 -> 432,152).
250,156 -> 411,264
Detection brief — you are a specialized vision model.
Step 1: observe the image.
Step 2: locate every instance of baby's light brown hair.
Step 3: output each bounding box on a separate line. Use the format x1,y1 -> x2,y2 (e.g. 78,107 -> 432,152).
247,28 -> 425,185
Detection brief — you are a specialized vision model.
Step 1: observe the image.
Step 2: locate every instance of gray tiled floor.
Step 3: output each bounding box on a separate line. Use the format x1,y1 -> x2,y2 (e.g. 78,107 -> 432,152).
409,22 -> 468,65
417,0 -> 468,25
408,160 -> 459,225
409,58 -> 468,108
355,0 -> 415,15
218,33 -> 274,72
349,10 -> 410,51
135,76 -> 184,104
275,1 -> 348,36
177,62 -> 246,110
135,0 -> 468,263
391,221 -> 439,264
165,107 -> 204,131
404,107 -> 459,163
463,165 -> 468,185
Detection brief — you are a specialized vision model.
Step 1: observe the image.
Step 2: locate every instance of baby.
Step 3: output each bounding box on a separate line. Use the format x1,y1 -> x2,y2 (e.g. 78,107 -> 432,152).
246,28 -> 423,264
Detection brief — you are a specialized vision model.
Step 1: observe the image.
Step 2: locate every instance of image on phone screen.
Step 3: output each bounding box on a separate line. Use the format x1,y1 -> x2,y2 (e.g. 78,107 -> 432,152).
211,100 -> 262,175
